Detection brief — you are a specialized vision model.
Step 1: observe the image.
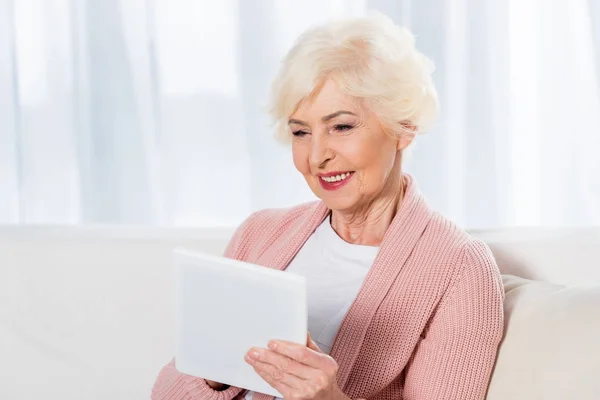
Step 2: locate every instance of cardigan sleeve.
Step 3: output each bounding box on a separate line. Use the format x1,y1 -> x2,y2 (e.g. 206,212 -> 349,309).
151,213 -> 261,400
402,239 -> 505,400
151,359 -> 245,400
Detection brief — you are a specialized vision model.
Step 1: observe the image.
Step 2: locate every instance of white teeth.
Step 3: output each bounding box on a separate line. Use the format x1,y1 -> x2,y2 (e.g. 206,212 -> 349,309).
321,172 -> 352,183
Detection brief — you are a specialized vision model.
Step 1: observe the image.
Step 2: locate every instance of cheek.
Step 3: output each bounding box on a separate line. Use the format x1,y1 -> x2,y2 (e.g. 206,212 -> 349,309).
343,135 -> 393,171
344,135 -> 397,186
292,144 -> 310,174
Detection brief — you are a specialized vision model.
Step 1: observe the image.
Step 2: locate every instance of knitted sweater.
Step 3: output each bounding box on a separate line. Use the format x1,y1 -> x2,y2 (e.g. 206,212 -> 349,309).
151,174 -> 505,400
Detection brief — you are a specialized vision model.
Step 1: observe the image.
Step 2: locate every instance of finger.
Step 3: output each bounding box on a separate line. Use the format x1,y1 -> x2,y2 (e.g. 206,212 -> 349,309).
268,339 -> 327,368
307,333 -> 323,353
246,355 -> 305,391
246,348 -> 314,380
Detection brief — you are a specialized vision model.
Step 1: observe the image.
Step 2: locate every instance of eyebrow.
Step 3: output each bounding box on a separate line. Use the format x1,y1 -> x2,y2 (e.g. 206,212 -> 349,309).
288,110 -> 357,126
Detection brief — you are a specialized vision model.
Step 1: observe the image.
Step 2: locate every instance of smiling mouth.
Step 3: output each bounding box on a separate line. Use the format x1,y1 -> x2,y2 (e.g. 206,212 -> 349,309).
319,171 -> 353,183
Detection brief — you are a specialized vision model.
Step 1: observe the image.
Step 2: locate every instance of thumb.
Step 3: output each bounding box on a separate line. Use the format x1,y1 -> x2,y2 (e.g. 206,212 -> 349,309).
307,333 -> 323,353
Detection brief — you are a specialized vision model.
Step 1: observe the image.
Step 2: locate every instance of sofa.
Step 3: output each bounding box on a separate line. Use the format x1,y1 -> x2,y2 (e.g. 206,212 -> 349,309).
0,225 -> 599,399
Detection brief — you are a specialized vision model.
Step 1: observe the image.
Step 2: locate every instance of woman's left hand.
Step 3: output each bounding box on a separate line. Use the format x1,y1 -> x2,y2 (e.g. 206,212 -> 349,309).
245,334 -> 348,400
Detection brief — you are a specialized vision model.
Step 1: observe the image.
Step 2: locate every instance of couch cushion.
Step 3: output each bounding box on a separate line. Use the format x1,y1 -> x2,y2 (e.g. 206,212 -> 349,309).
1,227 -> 599,399
487,275 -> 600,399
471,228 -> 600,286
0,233 -> 224,400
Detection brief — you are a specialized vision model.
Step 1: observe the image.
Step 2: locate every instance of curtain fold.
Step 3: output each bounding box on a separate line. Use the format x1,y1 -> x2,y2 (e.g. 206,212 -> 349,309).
0,0 -> 598,227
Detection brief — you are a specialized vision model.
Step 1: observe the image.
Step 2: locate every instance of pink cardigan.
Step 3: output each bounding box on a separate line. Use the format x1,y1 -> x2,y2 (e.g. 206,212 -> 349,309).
152,174 -> 505,400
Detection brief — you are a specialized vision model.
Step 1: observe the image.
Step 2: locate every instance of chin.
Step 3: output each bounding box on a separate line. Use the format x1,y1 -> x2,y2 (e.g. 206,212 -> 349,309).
317,192 -> 359,211
306,179 -> 358,210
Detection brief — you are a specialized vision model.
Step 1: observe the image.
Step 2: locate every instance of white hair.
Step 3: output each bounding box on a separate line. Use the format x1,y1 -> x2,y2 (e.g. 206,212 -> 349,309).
269,12 -> 439,143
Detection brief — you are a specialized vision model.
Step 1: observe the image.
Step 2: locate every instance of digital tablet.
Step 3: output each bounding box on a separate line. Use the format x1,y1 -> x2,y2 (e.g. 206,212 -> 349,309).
173,248 -> 307,397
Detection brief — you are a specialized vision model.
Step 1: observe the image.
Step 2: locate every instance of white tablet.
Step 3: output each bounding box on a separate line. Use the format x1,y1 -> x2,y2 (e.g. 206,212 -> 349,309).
173,248 -> 307,397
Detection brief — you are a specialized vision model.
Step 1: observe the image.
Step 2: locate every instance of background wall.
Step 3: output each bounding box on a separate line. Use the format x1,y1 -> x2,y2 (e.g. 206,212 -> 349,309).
1,0 -> 599,228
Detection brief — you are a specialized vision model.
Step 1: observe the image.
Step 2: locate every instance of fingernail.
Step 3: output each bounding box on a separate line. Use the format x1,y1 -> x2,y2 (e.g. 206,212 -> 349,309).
250,349 -> 260,359
268,341 -> 278,350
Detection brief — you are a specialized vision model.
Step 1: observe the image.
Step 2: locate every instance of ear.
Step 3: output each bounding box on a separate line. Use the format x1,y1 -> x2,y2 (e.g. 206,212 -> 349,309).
396,121 -> 417,151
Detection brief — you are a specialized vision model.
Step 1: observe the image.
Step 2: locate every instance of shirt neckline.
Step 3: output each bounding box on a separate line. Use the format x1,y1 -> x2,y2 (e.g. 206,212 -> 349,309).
313,214 -> 380,260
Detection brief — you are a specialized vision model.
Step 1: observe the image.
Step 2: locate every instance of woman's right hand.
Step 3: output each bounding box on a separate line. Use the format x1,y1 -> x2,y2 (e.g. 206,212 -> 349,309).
205,379 -> 227,390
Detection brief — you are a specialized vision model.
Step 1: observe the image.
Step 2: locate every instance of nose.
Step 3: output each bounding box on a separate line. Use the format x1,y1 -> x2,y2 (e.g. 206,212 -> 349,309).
308,132 -> 333,168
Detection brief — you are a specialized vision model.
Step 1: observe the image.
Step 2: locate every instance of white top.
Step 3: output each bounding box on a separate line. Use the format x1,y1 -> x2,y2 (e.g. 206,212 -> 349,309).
245,217 -> 379,399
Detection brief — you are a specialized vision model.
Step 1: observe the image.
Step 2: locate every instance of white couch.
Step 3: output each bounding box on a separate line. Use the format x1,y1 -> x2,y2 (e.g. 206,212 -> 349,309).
0,226 -> 599,400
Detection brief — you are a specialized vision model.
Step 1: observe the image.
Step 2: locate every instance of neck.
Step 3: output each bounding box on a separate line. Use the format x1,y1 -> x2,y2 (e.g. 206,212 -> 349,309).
330,171 -> 405,246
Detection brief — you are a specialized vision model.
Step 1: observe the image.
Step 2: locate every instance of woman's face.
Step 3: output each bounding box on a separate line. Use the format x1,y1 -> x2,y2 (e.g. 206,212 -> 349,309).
290,79 -> 412,212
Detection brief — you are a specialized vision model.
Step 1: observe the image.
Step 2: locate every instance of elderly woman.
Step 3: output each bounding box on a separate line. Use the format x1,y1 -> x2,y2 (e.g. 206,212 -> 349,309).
152,12 -> 504,400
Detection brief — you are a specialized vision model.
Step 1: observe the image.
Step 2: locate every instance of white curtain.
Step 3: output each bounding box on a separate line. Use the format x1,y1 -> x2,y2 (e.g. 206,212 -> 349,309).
1,0 -> 599,228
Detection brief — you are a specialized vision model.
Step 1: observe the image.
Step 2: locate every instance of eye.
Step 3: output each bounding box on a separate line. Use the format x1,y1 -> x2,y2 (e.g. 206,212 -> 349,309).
334,124 -> 354,132
292,130 -> 309,137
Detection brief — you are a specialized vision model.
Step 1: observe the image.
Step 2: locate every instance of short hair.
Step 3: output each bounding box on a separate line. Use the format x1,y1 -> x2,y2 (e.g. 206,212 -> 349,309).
269,12 -> 439,143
